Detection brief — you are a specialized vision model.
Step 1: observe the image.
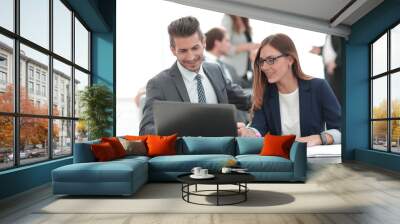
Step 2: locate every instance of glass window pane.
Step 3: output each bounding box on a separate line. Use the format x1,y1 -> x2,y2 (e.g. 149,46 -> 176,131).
53,119 -> 72,158
391,72 -> 400,118
20,117 -> 49,165
0,116 -> 14,170
391,24 -> 400,70
53,59 -> 72,117
391,120 -> 400,153
0,34 -> 14,113
0,0 -> 14,31
20,44 -> 49,115
53,0 -> 72,60
372,77 -> 387,119
372,121 -> 388,151
75,18 -> 89,69
20,0 -> 49,49
75,120 -> 88,143
74,69 -> 89,118
372,33 -> 387,76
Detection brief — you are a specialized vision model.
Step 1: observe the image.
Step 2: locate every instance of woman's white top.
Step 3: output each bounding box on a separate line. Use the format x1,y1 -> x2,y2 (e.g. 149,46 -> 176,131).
279,88 -> 301,137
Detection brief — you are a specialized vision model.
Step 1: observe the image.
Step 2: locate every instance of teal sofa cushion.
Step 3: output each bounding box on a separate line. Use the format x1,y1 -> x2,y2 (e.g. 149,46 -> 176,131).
148,154 -> 235,172
236,155 -> 293,172
236,137 -> 263,155
180,137 -> 235,155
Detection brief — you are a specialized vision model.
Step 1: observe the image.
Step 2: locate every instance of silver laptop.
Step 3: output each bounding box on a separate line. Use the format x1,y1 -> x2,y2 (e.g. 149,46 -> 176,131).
153,101 -> 237,137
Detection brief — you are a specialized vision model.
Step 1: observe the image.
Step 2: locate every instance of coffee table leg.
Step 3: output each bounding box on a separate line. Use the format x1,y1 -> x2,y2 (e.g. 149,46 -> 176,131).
245,183 -> 247,201
195,184 -> 197,192
217,184 -> 219,206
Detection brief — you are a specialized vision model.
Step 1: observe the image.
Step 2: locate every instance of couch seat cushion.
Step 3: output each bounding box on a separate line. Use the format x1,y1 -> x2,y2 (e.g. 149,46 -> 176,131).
53,159 -> 147,183
149,154 -> 235,172
236,155 -> 293,172
117,155 -> 150,162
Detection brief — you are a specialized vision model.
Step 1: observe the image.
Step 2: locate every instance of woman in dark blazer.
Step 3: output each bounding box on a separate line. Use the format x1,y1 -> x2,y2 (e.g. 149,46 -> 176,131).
238,33 -> 341,146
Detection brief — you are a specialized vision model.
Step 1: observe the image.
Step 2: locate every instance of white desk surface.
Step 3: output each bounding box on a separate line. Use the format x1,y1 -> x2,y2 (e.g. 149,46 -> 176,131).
307,144 -> 341,157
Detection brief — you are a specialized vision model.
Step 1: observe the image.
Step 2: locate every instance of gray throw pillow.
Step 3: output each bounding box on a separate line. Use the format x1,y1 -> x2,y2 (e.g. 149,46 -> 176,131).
118,138 -> 147,156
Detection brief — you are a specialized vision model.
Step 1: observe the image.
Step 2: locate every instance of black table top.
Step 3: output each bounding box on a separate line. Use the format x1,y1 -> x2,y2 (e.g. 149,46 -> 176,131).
177,172 -> 255,185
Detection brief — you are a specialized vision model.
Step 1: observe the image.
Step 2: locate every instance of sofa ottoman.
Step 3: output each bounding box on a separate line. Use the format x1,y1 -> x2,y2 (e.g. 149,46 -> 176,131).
52,154 -> 149,195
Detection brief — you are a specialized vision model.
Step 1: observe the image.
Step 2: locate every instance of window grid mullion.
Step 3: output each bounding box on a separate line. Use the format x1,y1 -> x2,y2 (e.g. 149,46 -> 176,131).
49,0 -> 54,160
387,30 -> 391,152
13,0 -> 21,167
370,45 -> 373,149
71,10 -> 76,155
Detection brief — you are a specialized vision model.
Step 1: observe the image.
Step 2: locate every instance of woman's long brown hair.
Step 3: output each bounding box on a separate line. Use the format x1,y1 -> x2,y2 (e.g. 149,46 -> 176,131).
252,33 -> 312,110
229,15 -> 251,34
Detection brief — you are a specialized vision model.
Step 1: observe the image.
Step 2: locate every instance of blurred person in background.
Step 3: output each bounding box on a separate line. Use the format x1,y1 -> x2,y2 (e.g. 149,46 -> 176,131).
205,27 -> 251,122
310,34 -> 343,104
221,14 -> 260,89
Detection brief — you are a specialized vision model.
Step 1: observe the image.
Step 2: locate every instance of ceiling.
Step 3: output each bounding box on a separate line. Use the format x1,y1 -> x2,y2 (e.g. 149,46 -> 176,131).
165,0 -> 384,38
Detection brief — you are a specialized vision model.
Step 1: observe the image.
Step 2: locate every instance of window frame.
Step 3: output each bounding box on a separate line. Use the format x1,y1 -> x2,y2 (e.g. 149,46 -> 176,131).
0,0 -> 92,171
370,20 -> 400,154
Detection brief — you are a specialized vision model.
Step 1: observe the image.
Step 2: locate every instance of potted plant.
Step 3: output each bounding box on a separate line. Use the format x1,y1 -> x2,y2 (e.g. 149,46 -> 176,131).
79,84 -> 113,140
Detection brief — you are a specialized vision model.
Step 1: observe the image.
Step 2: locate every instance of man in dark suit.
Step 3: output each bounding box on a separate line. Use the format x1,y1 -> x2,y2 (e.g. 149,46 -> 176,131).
310,35 -> 343,104
139,16 -> 251,135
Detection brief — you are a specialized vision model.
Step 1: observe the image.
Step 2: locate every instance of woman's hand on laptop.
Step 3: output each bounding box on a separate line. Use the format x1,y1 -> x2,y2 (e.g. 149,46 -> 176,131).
237,122 -> 258,137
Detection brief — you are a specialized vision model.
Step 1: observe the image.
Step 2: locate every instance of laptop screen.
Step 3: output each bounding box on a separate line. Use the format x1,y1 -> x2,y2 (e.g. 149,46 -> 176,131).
153,101 -> 238,137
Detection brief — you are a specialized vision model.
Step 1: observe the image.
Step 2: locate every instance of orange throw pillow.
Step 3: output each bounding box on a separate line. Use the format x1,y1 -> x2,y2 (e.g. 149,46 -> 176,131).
260,134 -> 296,159
146,134 -> 177,157
91,142 -> 117,161
101,137 -> 127,158
125,135 -> 148,142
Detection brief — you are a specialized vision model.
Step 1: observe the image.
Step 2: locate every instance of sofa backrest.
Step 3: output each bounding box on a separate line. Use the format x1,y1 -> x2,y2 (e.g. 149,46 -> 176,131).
74,136 -> 272,162
178,137 -> 235,155
74,139 -> 100,163
235,137 -> 263,155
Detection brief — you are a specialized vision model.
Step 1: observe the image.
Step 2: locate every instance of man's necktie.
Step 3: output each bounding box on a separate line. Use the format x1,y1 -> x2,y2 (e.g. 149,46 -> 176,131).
195,74 -> 207,103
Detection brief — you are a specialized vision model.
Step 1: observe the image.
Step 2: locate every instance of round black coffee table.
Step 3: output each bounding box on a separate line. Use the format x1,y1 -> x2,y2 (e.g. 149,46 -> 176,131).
177,173 -> 255,206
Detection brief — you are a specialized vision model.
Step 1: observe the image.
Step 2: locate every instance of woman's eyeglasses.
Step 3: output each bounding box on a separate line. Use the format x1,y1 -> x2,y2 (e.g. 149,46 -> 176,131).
257,54 -> 287,66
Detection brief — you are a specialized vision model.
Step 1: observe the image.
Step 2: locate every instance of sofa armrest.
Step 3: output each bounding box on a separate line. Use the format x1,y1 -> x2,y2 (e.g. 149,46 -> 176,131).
289,141 -> 307,181
73,140 -> 100,163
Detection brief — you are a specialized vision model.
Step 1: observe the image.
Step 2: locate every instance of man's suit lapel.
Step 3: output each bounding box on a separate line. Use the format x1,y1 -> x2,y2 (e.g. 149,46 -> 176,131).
203,63 -> 224,103
169,62 -> 190,102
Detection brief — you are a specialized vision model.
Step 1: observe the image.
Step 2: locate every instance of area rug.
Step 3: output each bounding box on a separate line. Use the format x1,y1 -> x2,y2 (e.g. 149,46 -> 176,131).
37,183 -> 361,214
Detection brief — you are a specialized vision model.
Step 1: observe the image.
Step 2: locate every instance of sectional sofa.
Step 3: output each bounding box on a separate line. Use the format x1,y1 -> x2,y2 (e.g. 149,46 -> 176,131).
52,137 -> 307,196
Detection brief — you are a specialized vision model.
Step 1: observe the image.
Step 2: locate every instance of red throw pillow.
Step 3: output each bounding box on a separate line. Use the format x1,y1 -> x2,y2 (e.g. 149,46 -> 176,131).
101,137 -> 127,158
146,134 -> 177,157
91,142 -> 117,161
260,134 -> 296,159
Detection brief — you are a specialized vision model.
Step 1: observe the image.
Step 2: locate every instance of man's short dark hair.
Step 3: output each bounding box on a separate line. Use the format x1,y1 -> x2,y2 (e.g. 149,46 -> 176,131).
168,16 -> 204,48
205,27 -> 226,51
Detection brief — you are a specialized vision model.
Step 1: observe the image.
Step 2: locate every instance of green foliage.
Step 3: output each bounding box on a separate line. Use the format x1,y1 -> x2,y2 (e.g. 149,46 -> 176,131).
79,84 -> 113,140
